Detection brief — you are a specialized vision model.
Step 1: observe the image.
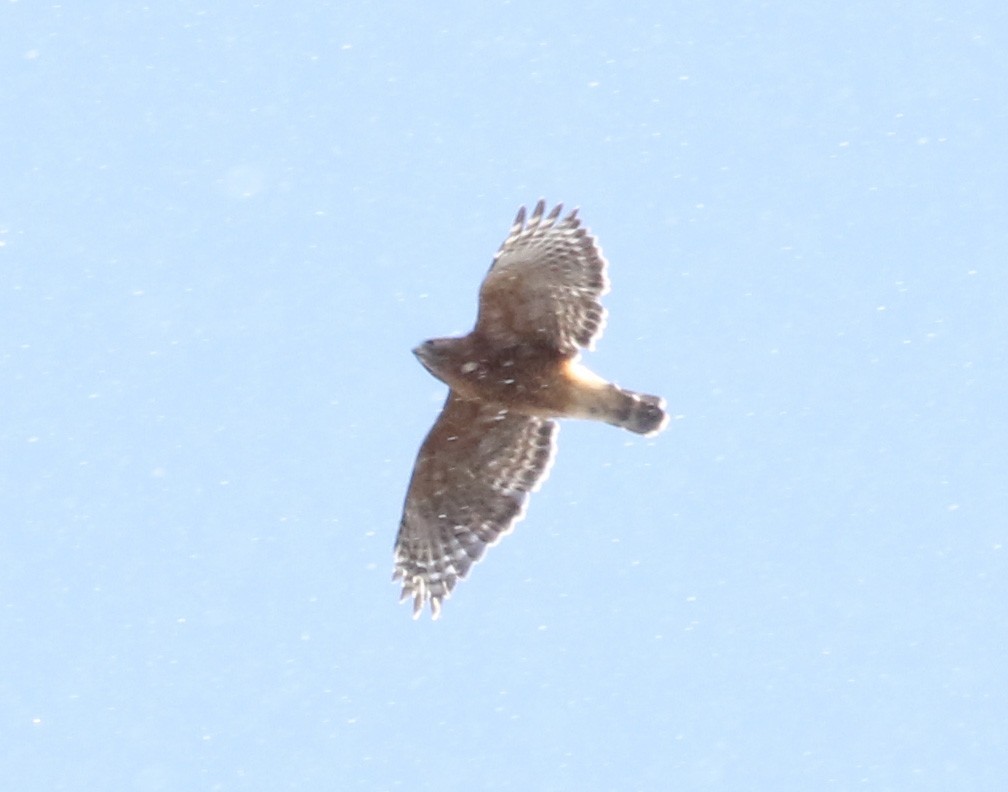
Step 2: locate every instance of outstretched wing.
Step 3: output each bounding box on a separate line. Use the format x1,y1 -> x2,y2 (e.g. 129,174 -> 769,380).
393,392 -> 558,619
474,200 -> 610,355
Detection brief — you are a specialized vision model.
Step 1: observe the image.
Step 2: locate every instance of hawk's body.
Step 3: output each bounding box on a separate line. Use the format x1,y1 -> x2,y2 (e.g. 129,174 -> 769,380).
394,201 -> 667,619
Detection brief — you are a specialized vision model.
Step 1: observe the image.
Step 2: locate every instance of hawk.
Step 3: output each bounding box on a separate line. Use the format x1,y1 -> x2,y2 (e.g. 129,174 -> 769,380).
394,200 -> 667,619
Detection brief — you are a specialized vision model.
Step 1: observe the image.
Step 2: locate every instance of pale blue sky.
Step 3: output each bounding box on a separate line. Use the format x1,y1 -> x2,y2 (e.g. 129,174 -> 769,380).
2,2 -> 1006,789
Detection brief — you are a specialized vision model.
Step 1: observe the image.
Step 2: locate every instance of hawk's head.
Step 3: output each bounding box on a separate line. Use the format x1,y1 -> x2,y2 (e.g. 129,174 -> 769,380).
413,337 -> 467,383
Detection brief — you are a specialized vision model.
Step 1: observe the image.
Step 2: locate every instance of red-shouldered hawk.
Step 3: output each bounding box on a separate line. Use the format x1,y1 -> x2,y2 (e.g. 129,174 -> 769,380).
394,201 -> 667,619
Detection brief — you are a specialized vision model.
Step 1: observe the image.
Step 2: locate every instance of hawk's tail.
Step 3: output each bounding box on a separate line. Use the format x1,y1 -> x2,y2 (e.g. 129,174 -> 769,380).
611,388 -> 668,436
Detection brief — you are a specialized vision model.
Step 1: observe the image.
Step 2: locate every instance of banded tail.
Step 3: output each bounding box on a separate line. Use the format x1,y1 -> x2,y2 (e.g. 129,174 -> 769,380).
610,388 -> 668,435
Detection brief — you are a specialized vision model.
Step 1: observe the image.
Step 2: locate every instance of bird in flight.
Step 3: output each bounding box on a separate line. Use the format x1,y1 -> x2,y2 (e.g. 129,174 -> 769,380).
394,200 -> 667,619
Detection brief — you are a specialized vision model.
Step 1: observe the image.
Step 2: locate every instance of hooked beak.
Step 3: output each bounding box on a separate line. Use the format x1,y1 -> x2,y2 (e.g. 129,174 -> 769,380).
412,341 -> 430,362
412,340 -> 437,375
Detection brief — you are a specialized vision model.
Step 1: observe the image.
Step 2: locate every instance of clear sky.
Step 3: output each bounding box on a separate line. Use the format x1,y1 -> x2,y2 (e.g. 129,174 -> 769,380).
3,2 -> 1006,789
